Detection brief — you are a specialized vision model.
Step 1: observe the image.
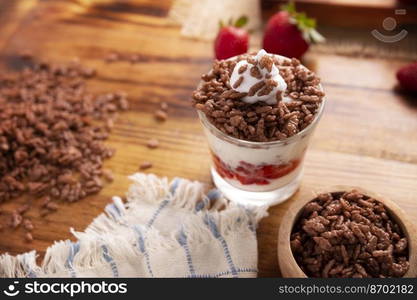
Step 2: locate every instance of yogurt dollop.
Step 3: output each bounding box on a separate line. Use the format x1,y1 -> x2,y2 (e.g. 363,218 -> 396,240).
229,49 -> 287,105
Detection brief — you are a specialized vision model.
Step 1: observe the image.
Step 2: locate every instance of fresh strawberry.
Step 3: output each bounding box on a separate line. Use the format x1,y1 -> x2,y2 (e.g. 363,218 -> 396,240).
214,16 -> 249,60
262,2 -> 324,59
397,62 -> 417,93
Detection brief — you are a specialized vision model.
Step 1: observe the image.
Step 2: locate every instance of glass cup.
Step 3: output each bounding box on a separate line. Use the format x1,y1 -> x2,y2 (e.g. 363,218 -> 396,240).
197,86 -> 325,207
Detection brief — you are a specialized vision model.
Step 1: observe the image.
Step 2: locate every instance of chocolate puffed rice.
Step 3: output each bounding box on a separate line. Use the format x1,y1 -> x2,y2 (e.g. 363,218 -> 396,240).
0,58 -> 128,241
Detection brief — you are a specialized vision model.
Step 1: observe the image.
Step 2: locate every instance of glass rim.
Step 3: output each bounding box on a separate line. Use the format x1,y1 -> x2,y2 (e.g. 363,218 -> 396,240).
197,90 -> 326,147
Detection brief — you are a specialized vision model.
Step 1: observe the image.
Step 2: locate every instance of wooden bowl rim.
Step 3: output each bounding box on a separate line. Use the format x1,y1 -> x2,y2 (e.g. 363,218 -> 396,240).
278,185 -> 417,278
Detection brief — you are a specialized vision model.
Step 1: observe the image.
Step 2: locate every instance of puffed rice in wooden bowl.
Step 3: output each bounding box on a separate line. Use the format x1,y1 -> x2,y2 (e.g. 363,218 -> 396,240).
278,186 -> 417,278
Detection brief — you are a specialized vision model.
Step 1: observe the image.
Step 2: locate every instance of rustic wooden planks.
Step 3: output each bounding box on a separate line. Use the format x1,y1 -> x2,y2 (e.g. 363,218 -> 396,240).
0,0 -> 416,277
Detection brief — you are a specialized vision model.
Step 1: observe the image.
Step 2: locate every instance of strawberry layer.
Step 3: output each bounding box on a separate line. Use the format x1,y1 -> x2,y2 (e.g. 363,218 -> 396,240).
212,153 -> 302,187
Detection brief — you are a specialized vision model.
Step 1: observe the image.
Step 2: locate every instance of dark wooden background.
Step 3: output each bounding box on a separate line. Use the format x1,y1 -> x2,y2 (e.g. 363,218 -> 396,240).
0,0 -> 416,277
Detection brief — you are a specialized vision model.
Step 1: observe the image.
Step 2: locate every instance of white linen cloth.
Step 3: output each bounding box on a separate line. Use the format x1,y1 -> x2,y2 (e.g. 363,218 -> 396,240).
0,173 -> 268,278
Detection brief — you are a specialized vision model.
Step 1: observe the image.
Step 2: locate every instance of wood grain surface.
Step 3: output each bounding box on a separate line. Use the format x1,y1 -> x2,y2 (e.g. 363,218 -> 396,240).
0,0 -> 416,277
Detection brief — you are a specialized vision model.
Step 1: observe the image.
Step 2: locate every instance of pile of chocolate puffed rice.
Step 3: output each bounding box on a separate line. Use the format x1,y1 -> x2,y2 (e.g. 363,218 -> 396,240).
192,53 -> 325,142
291,190 -> 409,278
0,57 -> 128,241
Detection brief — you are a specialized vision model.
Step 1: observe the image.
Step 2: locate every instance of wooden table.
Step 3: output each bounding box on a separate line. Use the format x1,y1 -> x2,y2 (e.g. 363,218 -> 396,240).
1,0 -> 416,277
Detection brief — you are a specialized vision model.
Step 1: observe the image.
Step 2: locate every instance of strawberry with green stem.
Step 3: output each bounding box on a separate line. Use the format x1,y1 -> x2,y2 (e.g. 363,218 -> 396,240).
263,2 -> 324,59
214,16 -> 249,60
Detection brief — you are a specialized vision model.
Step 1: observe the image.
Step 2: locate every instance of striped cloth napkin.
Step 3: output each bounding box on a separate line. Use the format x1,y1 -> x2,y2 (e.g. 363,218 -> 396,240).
0,173 -> 268,278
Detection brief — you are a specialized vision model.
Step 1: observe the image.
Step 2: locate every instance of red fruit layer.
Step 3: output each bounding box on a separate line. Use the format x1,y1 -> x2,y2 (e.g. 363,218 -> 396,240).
212,153 -> 301,186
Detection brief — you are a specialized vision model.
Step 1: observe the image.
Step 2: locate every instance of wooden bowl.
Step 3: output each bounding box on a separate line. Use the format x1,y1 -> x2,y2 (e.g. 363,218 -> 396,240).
278,186 -> 417,278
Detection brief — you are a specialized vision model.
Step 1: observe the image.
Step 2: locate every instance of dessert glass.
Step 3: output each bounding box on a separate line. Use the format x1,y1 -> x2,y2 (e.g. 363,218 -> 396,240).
198,86 -> 325,207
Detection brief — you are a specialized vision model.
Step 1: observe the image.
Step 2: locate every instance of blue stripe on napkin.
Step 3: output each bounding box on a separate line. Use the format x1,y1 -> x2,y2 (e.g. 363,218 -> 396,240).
134,225 -> 154,277
203,214 -> 238,278
191,267 -> 258,278
146,178 -> 180,228
146,199 -> 169,228
24,255 -> 37,278
65,242 -> 80,278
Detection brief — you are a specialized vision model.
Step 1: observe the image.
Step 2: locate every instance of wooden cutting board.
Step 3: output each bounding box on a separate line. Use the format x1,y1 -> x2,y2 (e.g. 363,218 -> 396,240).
1,0 -> 417,277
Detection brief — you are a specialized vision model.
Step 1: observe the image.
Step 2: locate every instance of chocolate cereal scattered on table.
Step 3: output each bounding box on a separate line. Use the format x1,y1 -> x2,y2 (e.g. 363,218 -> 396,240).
192,49 -> 325,142
0,57 -> 128,241
291,190 -> 409,278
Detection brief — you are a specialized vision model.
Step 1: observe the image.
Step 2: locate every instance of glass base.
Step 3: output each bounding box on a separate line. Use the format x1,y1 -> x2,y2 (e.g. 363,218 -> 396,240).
211,167 -> 302,207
